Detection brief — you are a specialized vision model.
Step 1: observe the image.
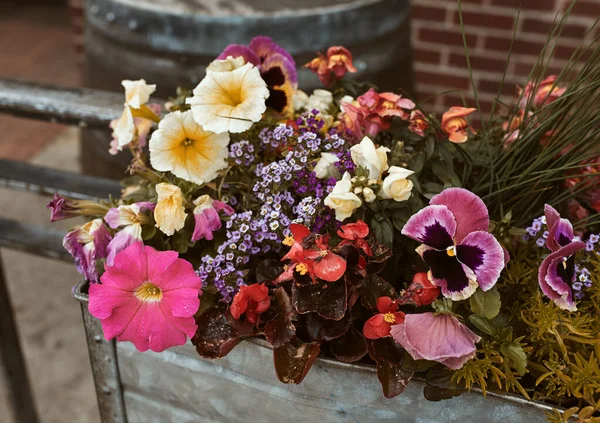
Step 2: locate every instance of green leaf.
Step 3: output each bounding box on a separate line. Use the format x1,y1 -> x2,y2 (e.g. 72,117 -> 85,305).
411,152 -> 426,174
469,287 -> 501,319
141,224 -> 157,241
500,342 -> 528,376
426,136 -> 435,159
469,314 -> 496,336
371,218 -> 394,248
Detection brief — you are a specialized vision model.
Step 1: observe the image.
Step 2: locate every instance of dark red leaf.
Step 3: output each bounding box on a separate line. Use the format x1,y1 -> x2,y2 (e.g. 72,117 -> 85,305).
329,328 -> 368,363
192,306 -> 253,358
423,367 -> 465,401
263,287 -> 296,348
292,278 -> 347,320
361,275 -> 397,311
306,311 -> 351,342
256,259 -> 284,283
273,338 -> 320,384
376,361 -> 413,399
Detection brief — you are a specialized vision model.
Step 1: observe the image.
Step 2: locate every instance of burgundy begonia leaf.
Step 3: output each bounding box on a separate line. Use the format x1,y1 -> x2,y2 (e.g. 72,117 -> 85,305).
256,259 -> 284,283
367,243 -> 394,274
422,367 -> 466,401
367,338 -> 414,399
273,338 -> 321,384
292,278 -> 347,320
361,275 -> 397,311
192,306 -> 253,359
329,328 -> 368,363
264,287 -> 296,348
306,311 -> 352,342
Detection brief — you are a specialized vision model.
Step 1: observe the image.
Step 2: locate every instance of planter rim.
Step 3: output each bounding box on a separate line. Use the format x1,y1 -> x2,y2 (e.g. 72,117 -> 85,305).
72,281 -> 560,416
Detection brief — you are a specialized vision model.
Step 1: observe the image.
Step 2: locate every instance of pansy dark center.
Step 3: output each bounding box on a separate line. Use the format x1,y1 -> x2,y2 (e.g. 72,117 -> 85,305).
556,255 -> 575,285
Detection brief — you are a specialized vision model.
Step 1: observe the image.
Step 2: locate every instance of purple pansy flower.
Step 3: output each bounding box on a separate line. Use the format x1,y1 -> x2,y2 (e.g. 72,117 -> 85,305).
191,195 -> 234,242
63,219 -> 112,283
538,205 -> 585,311
402,188 -> 506,301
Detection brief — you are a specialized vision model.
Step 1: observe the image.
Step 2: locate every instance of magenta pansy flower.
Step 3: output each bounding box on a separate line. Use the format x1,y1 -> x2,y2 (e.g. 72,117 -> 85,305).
63,219 -> 112,283
538,205 -> 585,311
89,242 -> 202,352
402,188 -> 505,300
391,312 -> 480,370
191,195 -> 234,242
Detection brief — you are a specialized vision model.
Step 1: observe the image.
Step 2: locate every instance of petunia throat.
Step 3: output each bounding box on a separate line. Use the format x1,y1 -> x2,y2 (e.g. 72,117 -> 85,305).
135,282 -> 163,302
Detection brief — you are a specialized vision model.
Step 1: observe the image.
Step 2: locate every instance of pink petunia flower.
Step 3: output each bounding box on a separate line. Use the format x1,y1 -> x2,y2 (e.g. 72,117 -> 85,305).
391,312 -> 480,370
191,195 -> 234,242
89,242 -> 202,352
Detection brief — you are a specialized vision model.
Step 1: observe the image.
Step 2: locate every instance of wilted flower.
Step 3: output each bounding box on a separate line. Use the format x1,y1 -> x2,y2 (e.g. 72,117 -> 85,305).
47,193 -> 109,222
63,219 -> 112,283
89,242 -> 202,352
538,204 -> 585,311
350,136 -> 390,180
191,195 -> 234,242
398,272 -> 441,306
305,46 -> 357,87
230,283 -> 271,324
363,297 -> 405,339
441,107 -> 477,143
149,110 -> 230,185
313,152 -> 340,179
104,202 -> 155,266
518,75 -> 566,109
402,188 -> 505,301
324,172 -> 362,221
379,166 -> 414,202
391,311 -> 480,370
154,183 -> 187,236
408,110 -> 429,137
186,62 -> 270,134
277,224 -> 347,283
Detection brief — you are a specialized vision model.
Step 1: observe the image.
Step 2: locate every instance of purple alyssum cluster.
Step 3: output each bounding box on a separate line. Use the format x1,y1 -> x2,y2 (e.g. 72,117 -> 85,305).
229,140 -> 256,167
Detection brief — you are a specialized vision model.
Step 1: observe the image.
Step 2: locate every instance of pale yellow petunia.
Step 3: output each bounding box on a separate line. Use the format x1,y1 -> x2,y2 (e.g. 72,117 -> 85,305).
154,183 -> 187,236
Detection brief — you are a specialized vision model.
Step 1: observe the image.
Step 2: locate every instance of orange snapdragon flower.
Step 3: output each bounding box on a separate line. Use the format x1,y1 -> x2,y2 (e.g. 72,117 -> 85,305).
441,107 -> 477,143
408,110 -> 429,137
305,46 -> 357,87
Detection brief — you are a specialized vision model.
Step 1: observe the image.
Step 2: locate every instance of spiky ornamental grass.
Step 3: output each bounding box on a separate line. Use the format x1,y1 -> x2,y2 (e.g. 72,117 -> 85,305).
454,1 -> 600,230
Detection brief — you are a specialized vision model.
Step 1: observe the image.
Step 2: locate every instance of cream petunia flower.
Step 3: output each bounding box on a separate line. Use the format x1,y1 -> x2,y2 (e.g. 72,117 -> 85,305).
149,110 -> 230,185
206,56 -> 246,72
110,107 -> 135,150
154,183 -> 187,236
186,62 -> 269,134
122,79 -> 156,108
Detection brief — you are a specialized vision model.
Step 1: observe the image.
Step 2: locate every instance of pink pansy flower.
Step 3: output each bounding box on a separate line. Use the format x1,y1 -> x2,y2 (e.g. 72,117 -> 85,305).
538,205 -> 585,311
104,202 -> 155,267
89,242 -> 202,352
391,312 -> 480,370
191,195 -> 234,242
63,219 -> 112,283
401,188 -> 506,301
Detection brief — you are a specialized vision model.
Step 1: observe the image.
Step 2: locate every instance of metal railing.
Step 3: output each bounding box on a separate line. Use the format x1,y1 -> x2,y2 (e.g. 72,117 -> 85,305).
0,78 -> 122,423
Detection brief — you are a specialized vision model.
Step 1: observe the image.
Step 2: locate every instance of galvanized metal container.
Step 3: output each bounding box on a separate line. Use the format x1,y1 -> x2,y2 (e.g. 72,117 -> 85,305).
80,0 -> 414,178
73,282 -> 556,423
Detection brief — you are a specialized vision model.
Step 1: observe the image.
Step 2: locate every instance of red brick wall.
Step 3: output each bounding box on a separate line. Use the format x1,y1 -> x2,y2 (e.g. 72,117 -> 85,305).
412,0 -> 599,115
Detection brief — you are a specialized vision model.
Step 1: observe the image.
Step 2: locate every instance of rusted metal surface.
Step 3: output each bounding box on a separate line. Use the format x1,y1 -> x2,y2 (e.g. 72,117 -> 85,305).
73,283 -> 557,423
0,78 -> 123,127
74,285 -> 128,423
0,256 -> 40,423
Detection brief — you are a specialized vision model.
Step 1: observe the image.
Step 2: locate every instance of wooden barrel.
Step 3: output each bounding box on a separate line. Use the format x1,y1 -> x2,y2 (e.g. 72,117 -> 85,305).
81,0 -> 414,178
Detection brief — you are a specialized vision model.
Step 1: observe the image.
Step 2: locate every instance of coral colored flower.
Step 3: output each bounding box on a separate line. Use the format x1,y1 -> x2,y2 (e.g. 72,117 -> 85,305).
149,110 -> 230,185
305,46 -> 357,87
191,195 -> 234,242
337,220 -> 372,256
518,75 -> 566,109
402,188 -> 505,301
218,36 -> 297,116
538,205 -> 585,311
63,219 -> 112,283
111,79 -> 156,151
350,136 -> 390,180
154,183 -> 187,236
230,283 -> 271,324
391,312 -> 480,370
408,110 -> 429,137
379,166 -> 414,202
47,193 -> 109,222
104,202 -> 155,266
357,88 -> 415,121
501,109 -> 527,148
363,297 -> 405,339
186,62 -> 269,134
89,242 -> 202,352
398,272 -> 441,306
441,107 -> 477,143
324,172 -> 362,221
277,224 -> 347,283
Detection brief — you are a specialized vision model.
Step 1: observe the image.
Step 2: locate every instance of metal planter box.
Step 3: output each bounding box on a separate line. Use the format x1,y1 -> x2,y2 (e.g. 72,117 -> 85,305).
73,283 -> 555,423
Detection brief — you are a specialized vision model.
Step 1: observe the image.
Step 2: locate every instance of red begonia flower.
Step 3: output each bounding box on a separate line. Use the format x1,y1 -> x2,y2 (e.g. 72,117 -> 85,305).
230,283 -> 271,324
363,296 -> 405,340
